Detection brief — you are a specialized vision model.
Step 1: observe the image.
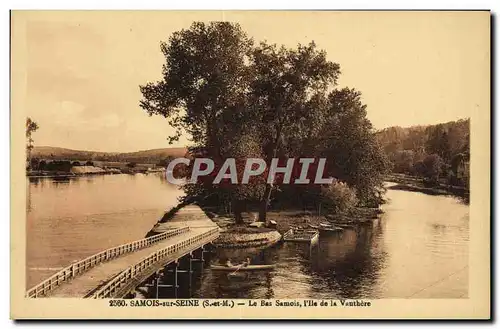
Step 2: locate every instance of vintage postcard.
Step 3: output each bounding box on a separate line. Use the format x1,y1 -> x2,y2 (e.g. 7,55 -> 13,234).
11,10 -> 490,319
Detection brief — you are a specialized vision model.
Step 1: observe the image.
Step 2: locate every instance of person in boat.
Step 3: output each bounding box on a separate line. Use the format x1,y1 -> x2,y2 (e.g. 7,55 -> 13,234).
243,257 -> 251,267
225,259 -> 233,267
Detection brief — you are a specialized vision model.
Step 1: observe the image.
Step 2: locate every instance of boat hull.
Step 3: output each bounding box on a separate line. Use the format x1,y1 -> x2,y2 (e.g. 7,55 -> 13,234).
211,265 -> 275,271
319,227 -> 343,234
283,228 -> 319,245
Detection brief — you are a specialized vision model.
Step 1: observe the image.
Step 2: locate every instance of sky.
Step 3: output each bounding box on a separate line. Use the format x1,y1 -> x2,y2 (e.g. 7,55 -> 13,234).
16,11 -> 489,152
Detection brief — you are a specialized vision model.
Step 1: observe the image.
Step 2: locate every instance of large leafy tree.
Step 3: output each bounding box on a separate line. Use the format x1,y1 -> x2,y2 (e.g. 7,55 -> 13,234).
140,22 -> 259,221
141,22 -> 391,221
318,88 -> 390,206
140,22 -> 253,158
284,88 -> 389,208
249,41 -> 340,221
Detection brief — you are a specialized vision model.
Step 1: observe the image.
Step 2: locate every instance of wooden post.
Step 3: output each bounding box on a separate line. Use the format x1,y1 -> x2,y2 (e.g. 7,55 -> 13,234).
173,261 -> 178,298
154,272 -> 160,299
188,254 -> 193,293
198,247 -> 204,272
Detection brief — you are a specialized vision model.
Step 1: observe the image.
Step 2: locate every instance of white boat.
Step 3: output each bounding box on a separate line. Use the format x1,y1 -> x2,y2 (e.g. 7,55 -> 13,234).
211,264 -> 275,271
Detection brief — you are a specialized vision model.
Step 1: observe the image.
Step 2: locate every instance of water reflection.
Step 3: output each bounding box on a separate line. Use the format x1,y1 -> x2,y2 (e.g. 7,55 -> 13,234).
308,228 -> 385,298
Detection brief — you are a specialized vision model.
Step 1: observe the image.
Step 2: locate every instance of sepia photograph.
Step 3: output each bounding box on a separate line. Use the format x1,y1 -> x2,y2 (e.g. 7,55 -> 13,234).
10,10 -> 490,319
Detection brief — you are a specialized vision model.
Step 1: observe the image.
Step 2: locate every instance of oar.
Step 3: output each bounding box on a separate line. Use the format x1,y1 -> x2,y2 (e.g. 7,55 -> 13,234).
229,263 -> 245,276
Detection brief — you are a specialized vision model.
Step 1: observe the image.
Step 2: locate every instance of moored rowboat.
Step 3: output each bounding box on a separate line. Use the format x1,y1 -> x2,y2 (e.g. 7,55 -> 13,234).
211,264 -> 275,271
283,228 -> 319,244
319,226 -> 343,233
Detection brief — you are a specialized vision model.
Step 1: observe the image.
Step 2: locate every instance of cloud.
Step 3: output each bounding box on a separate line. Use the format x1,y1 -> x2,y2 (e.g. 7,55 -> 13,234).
45,100 -> 123,130
52,100 -> 85,126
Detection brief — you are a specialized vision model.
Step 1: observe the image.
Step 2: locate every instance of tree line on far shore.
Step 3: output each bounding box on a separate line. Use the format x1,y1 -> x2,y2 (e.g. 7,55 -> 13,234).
376,119 -> 470,188
139,21 -> 391,223
29,159 -> 96,172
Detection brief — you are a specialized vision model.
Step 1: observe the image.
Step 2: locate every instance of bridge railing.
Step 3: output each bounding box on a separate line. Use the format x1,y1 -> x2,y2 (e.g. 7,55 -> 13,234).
92,227 -> 220,298
26,226 -> 190,298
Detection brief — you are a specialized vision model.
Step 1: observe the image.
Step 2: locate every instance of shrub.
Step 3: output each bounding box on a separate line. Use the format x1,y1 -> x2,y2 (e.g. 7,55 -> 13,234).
320,181 -> 358,215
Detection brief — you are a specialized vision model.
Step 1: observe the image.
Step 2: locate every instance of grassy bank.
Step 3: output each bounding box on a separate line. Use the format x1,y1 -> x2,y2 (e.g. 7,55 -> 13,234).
386,173 -> 469,201
147,202 -> 382,248
213,226 -> 282,249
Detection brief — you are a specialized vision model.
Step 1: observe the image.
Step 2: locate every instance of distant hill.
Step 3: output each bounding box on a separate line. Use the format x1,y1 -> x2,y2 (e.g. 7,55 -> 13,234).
32,146 -> 188,164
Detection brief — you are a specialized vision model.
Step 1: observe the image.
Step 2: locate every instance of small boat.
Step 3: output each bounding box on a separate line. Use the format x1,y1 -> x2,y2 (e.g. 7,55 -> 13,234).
335,223 -> 356,229
211,264 -> 276,271
319,226 -> 343,234
283,228 -> 319,245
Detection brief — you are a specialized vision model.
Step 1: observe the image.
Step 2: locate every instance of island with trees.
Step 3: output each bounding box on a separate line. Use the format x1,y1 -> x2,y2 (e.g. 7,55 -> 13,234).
139,22 -> 393,247
26,22 -> 471,248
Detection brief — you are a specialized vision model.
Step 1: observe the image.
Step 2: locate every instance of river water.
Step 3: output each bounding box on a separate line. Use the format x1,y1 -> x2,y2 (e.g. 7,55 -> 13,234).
26,175 -> 468,298
26,173 -> 184,288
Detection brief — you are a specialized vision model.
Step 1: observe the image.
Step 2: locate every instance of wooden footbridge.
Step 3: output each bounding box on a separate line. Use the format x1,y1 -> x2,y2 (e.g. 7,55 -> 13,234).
26,205 -> 220,298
